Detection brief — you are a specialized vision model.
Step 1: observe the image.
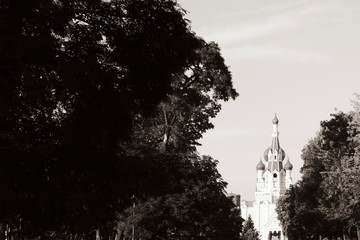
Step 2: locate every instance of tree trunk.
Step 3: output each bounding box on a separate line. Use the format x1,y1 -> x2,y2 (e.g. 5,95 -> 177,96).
114,231 -> 120,240
356,226 -> 360,240
347,226 -> 353,240
96,229 -> 101,240
0,223 -> 4,240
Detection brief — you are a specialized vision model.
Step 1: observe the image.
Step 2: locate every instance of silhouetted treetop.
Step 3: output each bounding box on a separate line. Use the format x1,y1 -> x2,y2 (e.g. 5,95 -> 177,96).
277,96 -> 360,240
0,0 -> 203,236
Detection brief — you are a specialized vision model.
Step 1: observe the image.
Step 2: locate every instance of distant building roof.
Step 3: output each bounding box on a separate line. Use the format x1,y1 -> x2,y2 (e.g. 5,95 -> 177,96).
241,200 -> 254,207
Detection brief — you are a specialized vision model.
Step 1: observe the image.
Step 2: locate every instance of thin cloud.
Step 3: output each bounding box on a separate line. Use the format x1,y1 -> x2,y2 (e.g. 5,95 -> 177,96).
201,0 -> 354,46
202,127 -> 263,138
207,6 -> 317,45
224,45 -> 332,64
206,19 -> 295,45
199,0 -> 356,64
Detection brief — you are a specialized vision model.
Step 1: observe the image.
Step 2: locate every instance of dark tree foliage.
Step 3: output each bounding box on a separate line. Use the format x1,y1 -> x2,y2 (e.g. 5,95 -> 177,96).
277,181 -> 343,240
318,112 -> 355,169
277,111 -> 360,240
319,168 -> 360,239
118,155 -> 242,240
318,97 -> 360,239
115,39 -> 241,240
0,0 -> 202,237
351,93 -> 360,162
131,41 -> 238,154
240,216 -> 259,240
0,0 -> 241,239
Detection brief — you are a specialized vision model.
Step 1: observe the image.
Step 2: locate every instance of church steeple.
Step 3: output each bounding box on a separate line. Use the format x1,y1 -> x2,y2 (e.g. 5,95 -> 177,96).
264,114 -> 285,172
241,114 -> 293,240
271,114 -> 280,152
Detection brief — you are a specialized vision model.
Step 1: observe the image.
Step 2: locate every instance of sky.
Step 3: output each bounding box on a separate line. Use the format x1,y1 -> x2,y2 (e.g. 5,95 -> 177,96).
177,0 -> 360,200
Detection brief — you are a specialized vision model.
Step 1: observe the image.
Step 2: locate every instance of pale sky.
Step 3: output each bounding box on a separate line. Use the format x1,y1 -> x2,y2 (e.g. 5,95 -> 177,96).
177,0 -> 360,200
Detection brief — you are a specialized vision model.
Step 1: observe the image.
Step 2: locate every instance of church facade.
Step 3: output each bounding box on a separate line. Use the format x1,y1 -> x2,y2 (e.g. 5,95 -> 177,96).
241,115 -> 293,240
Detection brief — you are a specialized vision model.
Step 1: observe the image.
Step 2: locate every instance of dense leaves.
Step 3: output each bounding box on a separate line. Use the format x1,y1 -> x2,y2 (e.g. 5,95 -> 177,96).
320,168 -> 360,228
132,41 -> 238,154
240,216 -> 259,240
277,96 -> 360,240
0,0 -> 241,239
118,156 -> 242,240
116,38 -> 241,240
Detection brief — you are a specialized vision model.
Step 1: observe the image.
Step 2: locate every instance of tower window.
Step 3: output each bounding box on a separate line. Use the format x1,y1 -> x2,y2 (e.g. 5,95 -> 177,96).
273,173 -> 277,178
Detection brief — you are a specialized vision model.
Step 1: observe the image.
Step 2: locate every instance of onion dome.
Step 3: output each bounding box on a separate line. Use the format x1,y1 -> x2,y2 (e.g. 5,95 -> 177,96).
284,160 -> 293,171
256,159 -> 265,171
263,147 -> 286,161
272,115 -> 279,124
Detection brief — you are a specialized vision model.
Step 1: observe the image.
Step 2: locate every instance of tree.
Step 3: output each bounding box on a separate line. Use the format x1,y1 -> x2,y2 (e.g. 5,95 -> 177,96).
0,0 -> 202,237
276,112 -> 356,239
114,38 -> 241,240
118,155 -> 243,240
0,0 -> 242,239
131,40 -> 238,154
318,112 -> 355,169
277,185 -> 300,240
319,168 -> 360,239
241,216 -> 259,240
316,94 -> 360,239
350,93 -> 360,166
277,181 -> 343,240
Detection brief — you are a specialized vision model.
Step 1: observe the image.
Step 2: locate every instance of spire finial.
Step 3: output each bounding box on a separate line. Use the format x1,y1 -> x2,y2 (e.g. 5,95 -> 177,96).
272,113 -> 279,124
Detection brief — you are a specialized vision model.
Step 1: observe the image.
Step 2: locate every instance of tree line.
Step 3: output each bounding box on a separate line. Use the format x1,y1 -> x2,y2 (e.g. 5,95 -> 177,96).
0,0 -> 243,239
276,94 -> 360,240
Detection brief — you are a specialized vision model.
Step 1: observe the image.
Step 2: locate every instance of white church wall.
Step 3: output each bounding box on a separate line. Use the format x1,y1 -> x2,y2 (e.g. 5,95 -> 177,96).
241,115 -> 292,240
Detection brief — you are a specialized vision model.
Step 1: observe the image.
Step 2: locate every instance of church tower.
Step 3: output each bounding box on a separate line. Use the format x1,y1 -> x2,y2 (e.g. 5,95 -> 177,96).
241,115 -> 293,240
